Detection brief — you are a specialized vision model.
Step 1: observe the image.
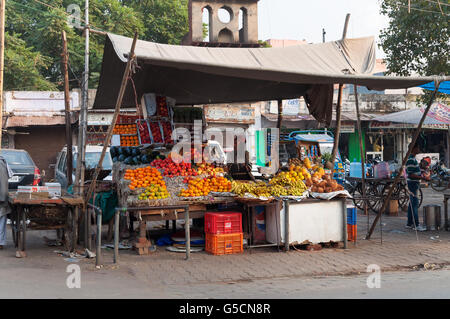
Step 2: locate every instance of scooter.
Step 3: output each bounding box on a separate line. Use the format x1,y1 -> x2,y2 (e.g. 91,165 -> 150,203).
430,159 -> 450,192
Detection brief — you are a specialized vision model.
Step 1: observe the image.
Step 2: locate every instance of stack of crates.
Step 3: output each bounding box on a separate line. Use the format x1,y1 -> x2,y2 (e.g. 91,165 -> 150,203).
205,212 -> 243,255
347,206 -> 357,242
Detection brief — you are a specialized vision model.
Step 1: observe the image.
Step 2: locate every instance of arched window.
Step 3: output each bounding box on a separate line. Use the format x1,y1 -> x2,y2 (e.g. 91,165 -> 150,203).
239,8 -> 248,43
202,6 -> 212,42
218,28 -> 234,43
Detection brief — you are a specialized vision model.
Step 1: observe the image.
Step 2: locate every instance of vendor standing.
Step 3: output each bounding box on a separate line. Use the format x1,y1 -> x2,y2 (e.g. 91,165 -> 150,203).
405,142 -> 429,231
0,155 -> 13,249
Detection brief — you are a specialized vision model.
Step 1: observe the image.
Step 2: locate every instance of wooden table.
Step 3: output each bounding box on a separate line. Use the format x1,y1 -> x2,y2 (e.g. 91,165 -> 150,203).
8,196 -> 85,257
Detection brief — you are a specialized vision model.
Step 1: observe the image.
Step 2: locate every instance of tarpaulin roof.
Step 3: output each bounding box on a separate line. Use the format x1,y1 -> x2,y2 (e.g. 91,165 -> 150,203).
93,33 -> 448,124
373,103 -> 450,125
420,81 -> 450,95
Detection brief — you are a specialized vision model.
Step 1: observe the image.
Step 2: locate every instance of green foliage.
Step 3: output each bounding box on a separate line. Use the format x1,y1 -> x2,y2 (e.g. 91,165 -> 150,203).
379,0 -> 449,104
5,32 -> 56,90
5,0 -> 188,90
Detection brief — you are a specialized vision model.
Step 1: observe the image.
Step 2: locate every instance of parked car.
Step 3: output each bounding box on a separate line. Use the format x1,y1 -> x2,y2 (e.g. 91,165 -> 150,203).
0,149 -> 42,190
54,145 -> 113,189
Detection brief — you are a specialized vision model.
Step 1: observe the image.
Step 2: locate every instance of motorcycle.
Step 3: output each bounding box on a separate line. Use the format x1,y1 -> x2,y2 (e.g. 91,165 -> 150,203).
430,159 -> 450,192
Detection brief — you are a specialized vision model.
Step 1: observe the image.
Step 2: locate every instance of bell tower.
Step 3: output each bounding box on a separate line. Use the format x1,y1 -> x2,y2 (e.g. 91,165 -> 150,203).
185,0 -> 260,47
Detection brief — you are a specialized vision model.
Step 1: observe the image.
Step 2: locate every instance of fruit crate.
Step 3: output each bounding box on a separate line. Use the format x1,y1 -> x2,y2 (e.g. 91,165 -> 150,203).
117,114 -> 140,125
136,119 -> 153,145
160,119 -> 175,145
205,233 -> 243,256
205,212 -> 242,235
148,121 -> 164,145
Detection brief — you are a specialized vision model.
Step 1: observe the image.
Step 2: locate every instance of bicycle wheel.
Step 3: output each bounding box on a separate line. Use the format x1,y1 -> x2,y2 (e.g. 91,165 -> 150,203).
352,182 -> 371,211
367,183 -> 386,214
398,184 -> 410,212
431,176 -> 447,192
417,187 -> 423,208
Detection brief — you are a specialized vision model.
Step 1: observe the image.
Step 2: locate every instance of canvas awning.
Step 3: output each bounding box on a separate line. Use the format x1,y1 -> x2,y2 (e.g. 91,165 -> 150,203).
93,33 -> 448,124
373,103 -> 450,125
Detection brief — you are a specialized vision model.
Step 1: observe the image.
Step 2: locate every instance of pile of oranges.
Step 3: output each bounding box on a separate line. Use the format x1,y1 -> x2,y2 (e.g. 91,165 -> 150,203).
121,135 -> 139,147
113,124 -> 137,135
124,166 -> 166,191
179,176 -> 231,197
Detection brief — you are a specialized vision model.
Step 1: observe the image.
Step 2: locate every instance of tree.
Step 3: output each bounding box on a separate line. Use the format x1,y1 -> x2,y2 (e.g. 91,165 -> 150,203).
121,0 -> 189,44
5,32 -> 56,90
380,0 -> 449,78
4,0 -> 188,90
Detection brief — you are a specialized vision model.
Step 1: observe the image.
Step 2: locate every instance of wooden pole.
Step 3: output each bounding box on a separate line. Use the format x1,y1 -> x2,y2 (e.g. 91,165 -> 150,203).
85,32 -> 139,205
354,85 -> 368,219
0,0 -> 5,149
61,31 -> 73,186
331,14 -> 350,165
276,99 -> 283,131
366,81 -> 442,239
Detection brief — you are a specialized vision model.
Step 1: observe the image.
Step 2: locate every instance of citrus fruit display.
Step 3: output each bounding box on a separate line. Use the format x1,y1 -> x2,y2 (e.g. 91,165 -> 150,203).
124,166 -> 166,191
179,176 -> 232,197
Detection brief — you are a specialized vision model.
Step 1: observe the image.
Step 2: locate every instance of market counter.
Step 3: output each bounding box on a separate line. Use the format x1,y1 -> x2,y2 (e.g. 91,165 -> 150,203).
266,198 -> 347,250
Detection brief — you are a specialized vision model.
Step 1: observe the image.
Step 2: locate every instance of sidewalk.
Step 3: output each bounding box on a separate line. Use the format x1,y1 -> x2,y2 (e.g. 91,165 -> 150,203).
1,188 -> 449,291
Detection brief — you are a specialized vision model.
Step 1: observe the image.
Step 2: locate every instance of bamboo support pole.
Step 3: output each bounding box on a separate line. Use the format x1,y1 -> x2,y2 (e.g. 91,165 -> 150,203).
366,80 -> 442,239
84,32 -> 139,206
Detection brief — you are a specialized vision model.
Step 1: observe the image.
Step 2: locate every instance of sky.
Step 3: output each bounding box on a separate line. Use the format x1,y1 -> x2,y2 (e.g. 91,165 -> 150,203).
257,0 -> 390,58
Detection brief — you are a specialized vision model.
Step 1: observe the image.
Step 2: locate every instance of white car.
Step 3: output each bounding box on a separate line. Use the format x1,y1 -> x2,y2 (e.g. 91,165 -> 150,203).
54,145 -> 113,189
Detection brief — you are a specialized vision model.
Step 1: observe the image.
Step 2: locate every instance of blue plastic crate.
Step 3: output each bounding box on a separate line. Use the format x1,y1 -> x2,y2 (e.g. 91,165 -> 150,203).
347,207 -> 357,225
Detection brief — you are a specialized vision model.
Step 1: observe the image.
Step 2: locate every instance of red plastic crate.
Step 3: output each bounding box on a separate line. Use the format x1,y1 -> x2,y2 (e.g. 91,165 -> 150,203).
205,212 -> 242,235
347,224 -> 357,242
205,233 -> 243,255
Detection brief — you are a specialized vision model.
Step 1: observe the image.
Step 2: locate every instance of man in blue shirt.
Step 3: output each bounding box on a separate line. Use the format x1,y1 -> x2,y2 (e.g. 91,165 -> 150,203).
405,142 -> 429,231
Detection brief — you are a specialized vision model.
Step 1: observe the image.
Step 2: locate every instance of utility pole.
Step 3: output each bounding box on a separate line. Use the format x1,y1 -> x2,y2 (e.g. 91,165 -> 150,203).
0,0 -> 5,149
61,31 -> 73,186
75,0 -> 89,196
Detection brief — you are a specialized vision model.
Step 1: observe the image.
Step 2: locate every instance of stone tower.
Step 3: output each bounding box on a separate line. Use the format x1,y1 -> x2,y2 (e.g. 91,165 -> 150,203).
186,0 -> 259,46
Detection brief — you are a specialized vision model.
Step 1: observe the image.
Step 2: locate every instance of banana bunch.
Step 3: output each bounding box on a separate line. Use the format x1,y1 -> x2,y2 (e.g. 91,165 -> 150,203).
288,180 -> 307,196
269,185 -> 289,196
253,185 -> 272,197
231,181 -> 256,196
289,158 -> 302,166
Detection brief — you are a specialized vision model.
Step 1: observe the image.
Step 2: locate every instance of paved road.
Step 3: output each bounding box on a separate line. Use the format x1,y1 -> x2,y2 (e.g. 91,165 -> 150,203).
1,263 -> 450,298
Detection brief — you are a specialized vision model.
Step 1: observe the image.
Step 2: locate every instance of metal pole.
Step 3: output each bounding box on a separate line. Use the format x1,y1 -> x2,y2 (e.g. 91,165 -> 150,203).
61,31 -> 73,186
114,209 -> 120,264
354,85 -> 368,219
96,209 -> 102,267
0,0 -> 5,148
284,200 -> 289,252
74,0 -> 89,197
366,80 -> 442,239
185,206 -> 190,260
276,99 -> 283,132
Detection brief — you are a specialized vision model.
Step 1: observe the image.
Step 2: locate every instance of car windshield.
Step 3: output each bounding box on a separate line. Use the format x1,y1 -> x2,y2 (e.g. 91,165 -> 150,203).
73,152 -> 113,170
0,150 -> 34,166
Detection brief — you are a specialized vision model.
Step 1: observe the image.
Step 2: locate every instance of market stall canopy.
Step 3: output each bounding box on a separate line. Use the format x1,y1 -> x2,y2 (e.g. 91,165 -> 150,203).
373,103 -> 450,125
93,33 -> 448,124
420,81 -> 450,95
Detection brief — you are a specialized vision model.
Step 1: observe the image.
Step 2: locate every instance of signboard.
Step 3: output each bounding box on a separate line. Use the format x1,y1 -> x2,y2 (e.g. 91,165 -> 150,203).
204,105 -> 255,124
340,122 -> 355,133
88,113 -> 114,126
369,121 -> 449,130
269,99 -> 306,115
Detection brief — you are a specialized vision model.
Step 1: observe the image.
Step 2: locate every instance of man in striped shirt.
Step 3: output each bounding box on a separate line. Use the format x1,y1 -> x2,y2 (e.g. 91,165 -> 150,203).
405,143 -> 429,231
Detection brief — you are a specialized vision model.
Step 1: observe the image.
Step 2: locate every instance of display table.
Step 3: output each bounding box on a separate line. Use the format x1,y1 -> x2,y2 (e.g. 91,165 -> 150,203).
8,196 -> 85,257
265,198 -> 348,250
